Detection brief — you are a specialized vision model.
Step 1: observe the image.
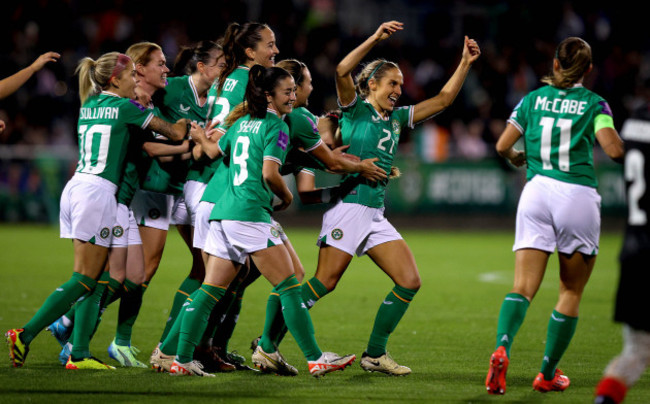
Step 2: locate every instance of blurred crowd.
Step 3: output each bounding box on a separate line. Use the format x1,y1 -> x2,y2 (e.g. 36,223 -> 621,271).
1,0 -> 648,220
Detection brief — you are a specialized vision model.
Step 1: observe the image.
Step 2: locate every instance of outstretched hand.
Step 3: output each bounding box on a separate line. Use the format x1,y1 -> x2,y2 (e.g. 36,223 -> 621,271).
30,51 -> 60,73
374,21 -> 404,42
462,36 -> 481,65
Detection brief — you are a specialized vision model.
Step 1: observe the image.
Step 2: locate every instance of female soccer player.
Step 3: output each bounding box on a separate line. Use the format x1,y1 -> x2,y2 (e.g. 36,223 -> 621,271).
5,51 -> 187,369
151,40 -> 226,343
48,43 -> 193,368
158,65 -> 356,377
127,40 -> 223,354
485,37 -> 624,395
249,58 -> 387,375
107,42 -> 194,367
185,22 -> 280,371
299,21 -> 480,376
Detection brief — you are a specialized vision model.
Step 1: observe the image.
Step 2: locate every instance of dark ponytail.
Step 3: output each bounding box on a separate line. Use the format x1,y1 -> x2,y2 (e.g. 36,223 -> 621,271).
217,22 -> 269,95
171,40 -> 221,77
225,65 -> 291,124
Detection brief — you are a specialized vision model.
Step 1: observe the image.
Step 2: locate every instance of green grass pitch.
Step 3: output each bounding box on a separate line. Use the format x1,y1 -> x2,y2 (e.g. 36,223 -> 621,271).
0,224 -> 648,403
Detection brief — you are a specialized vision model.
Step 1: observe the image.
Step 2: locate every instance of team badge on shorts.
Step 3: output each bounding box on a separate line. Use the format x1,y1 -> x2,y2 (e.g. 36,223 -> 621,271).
100,227 -> 110,239
149,208 -> 161,220
392,119 -> 400,134
112,226 -> 124,238
270,227 -> 280,238
331,228 -> 343,240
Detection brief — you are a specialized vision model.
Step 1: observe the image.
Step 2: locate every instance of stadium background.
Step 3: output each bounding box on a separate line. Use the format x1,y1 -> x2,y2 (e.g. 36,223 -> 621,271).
0,0 -> 643,226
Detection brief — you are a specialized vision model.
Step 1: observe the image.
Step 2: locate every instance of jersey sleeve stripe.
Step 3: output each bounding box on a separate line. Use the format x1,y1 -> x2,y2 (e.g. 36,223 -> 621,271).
337,94 -> 357,109
507,118 -> 524,134
304,139 -> 323,153
141,113 -> 154,129
263,156 -> 282,165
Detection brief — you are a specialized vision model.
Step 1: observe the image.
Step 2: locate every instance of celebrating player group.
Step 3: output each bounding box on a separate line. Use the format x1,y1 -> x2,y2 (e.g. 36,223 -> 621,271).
4,18 -> 646,403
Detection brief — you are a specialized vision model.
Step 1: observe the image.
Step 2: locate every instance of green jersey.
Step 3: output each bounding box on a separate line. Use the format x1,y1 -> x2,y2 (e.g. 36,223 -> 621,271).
210,110 -> 289,223
509,84 -> 615,187
116,126 -> 148,205
339,96 -> 413,208
201,66 -> 250,200
207,65 -> 249,126
157,75 -> 210,191
280,107 -> 323,176
76,91 -> 154,186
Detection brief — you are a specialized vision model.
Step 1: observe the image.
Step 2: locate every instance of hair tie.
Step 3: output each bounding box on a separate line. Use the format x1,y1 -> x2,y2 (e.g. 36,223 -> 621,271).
326,112 -> 340,121
366,61 -> 386,83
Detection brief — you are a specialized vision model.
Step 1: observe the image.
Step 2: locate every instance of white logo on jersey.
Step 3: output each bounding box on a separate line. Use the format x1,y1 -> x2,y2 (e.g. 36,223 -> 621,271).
500,335 -> 509,343
180,104 -> 191,113
382,300 -> 393,305
371,115 -> 381,122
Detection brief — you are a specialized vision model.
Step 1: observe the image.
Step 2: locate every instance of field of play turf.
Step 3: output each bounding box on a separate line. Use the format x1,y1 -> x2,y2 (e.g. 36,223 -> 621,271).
1,223 -> 648,403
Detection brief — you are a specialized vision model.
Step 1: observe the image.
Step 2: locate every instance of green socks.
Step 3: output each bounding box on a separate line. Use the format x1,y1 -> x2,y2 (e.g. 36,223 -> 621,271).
159,277 -> 201,343
366,285 -> 418,358
275,275 -> 321,361
114,279 -> 142,346
70,272 -> 111,359
212,288 -> 244,352
495,293 -> 530,357
540,310 -> 578,380
266,276 -> 330,348
259,292 -> 282,353
302,277 -> 329,309
22,272 -> 96,345
159,289 -> 200,356
176,284 -> 226,363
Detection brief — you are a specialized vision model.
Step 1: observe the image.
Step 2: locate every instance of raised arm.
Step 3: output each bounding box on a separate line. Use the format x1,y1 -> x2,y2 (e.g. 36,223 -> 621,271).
0,51 -> 60,99
335,21 -> 403,106
412,36 -> 480,124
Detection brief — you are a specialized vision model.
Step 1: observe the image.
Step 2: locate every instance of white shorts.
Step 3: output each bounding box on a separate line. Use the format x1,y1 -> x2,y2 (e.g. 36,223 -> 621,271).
513,175 -> 601,255
204,220 -> 284,264
171,194 -> 190,226
59,173 -> 118,248
111,203 -> 142,248
193,200 -> 214,250
131,189 -> 174,230
317,200 -> 402,257
183,180 -> 207,226
271,217 -> 289,242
